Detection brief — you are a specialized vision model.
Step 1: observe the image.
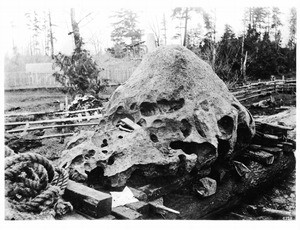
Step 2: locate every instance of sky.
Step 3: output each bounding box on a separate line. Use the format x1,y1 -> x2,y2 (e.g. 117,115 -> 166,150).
1,1 -> 296,57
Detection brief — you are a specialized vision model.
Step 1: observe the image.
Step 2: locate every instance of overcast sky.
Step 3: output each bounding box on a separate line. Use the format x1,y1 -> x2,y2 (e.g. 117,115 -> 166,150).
0,0 -> 297,56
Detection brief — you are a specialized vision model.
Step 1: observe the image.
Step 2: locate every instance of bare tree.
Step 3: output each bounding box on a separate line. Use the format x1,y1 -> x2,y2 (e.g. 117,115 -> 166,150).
148,17 -> 161,46
162,13 -> 167,45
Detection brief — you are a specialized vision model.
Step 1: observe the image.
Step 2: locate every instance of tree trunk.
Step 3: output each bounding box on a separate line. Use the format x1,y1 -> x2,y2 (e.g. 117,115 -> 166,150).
162,14 -> 167,45
70,8 -> 81,50
183,8 -> 189,47
48,11 -> 54,58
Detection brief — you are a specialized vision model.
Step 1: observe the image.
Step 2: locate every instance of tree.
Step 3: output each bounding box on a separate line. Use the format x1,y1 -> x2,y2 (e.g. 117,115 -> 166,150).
171,7 -> 201,47
271,7 -> 282,40
111,9 -> 143,46
148,17 -> 161,47
70,8 -> 81,51
53,38 -> 105,98
288,7 -> 297,50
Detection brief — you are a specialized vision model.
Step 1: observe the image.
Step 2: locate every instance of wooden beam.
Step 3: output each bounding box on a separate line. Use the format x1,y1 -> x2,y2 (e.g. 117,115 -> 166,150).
111,206 -> 143,220
7,122 -> 99,133
5,107 -> 103,117
36,133 -> 74,140
63,180 -> 112,218
5,114 -> 102,127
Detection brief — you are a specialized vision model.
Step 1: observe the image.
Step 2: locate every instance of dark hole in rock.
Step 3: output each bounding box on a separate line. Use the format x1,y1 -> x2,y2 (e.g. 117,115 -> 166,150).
107,156 -> 115,165
116,106 -> 124,114
200,99 -> 209,111
118,135 -> 123,139
140,102 -> 158,116
87,166 -> 108,188
99,119 -> 106,126
130,103 -> 137,110
218,115 -> 234,138
157,98 -> 185,113
73,155 -> 84,164
87,149 -> 95,157
152,119 -> 164,128
178,154 -> 186,161
101,139 -> 108,148
150,133 -> 159,142
102,150 -> 108,154
232,103 -> 241,111
180,119 -> 192,137
137,118 -> 147,127
217,139 -> 231,157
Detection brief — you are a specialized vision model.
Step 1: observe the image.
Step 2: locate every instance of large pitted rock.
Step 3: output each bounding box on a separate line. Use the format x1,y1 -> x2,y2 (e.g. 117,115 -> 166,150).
59,45 -> 255,188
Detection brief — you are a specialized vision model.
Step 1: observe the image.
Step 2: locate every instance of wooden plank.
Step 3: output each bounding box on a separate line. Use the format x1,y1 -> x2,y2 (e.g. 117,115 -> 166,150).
125,201 -> 149,217
5,107 -> 103,117
36,133 -> 74,140
7,122 -> 99,133
63,180 -> 112,218
5,114 -> 103,127
111,206 -> 143,220
128,187 -> 148,201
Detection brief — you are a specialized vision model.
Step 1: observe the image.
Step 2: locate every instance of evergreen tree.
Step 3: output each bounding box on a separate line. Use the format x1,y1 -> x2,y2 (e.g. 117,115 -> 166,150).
111,9 -> 143,45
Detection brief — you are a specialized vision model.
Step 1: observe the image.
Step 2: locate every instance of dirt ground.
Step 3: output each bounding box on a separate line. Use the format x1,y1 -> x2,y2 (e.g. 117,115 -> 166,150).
4,89 -> 296,220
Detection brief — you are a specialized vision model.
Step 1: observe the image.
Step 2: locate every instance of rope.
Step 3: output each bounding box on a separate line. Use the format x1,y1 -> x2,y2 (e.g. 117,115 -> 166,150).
5,152 -> 73,220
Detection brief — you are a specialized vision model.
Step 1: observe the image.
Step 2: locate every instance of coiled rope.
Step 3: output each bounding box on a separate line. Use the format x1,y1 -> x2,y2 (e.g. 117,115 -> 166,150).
5,152 -> 73,220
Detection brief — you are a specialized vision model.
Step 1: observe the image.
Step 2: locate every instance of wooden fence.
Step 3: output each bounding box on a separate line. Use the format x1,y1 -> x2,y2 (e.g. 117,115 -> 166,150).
231,79 -> 296,103
4,67 -> 136,90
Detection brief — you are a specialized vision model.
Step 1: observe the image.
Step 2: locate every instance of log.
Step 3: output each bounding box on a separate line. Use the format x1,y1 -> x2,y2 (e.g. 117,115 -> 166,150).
163,152 -> 295,219
243,150 -> 275,165
63,180 -> 112,218
247,205 -> 295,219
